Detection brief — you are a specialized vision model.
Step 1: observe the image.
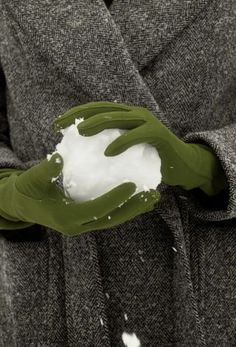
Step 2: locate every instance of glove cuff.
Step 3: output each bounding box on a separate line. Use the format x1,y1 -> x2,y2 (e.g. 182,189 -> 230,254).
0,173 -> 29,223
190,143 -> 228,196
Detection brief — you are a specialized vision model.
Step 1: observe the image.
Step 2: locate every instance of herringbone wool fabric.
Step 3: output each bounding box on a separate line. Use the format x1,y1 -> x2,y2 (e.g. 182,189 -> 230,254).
0,0 -> 235,346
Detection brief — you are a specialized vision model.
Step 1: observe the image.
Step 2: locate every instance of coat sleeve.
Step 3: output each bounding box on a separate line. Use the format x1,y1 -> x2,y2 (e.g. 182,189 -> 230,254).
183,123 -> 236,221
0,63 -> 40,171
0,63 -> 39,230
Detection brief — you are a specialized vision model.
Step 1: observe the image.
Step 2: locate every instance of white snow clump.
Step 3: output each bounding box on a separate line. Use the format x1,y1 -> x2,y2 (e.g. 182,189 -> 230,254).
54,117 -> 162,202
122,332 -> 141,347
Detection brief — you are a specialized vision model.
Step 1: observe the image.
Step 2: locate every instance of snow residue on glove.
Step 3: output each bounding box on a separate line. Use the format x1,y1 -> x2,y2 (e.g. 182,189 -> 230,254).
55,117 -> 161,202
122,332 -> 141,347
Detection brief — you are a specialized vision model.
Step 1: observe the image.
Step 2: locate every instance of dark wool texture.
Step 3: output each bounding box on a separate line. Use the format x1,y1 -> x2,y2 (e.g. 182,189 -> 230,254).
0,0 -> 236,346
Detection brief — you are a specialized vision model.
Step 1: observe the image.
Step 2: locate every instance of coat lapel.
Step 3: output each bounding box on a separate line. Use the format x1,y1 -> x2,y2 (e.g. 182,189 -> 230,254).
16,0 -> 210,132
18,0 -> 211,127
107,0 -> 212,70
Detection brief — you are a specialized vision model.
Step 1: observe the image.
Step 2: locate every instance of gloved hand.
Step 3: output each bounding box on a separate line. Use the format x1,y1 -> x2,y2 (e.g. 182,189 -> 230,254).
0,150 -> 160,237
54,101 -> 227,196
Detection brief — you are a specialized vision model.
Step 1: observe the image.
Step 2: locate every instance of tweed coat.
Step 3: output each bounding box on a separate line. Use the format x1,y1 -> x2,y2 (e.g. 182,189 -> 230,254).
0,0 -> 236,346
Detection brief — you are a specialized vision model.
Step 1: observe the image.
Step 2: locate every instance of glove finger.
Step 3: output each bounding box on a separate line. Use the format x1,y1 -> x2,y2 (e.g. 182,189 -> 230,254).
67,182 -> 137,223
78,101 -> 134,110
76,189 -> 160,234
16,153 -> 64,199
77,110 -> 145,136
53,101 -> 131,132
104,124 -> 151,156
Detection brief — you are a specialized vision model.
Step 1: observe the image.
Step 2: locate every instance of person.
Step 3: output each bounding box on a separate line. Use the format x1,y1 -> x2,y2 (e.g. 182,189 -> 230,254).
0,0 -> 235,345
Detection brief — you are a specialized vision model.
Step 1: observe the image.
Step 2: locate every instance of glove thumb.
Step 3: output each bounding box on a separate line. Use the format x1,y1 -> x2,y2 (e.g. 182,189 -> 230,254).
16,153 -> 64,199
42,152 -> 64,182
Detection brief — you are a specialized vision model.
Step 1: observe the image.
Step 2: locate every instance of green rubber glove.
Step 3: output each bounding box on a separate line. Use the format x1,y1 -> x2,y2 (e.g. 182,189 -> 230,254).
0,168 -> 36,230
0,151 -> 160,237
54,101 -> 227,196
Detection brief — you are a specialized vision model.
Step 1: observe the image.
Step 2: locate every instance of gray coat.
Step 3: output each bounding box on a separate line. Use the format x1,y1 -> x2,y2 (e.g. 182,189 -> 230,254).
0,0 -> 236,346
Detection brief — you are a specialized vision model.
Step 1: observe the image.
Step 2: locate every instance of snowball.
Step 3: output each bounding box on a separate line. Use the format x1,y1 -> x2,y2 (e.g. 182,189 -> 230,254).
122,332 -> 141,347
55,117 -> 162,202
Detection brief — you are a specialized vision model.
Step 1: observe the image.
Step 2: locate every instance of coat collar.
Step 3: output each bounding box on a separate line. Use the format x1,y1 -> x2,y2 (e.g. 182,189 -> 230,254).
20,0 -> 211,128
